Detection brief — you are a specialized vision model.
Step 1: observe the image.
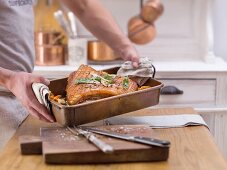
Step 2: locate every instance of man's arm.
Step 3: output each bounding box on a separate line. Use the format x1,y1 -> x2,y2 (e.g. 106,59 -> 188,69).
0,67 -> 12,88
62,0 -> 139,67
0,67 -> 54,122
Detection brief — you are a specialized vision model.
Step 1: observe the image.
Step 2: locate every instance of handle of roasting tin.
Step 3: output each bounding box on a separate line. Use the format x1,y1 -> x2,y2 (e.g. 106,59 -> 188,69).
151,64 -> 156,78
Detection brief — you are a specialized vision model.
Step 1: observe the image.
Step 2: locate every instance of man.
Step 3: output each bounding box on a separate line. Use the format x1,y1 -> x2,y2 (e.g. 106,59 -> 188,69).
0,0 -> 139,149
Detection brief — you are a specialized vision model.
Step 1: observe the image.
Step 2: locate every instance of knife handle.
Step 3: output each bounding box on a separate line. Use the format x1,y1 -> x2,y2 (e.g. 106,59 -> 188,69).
133,136 -> 170,147
87,134 -> 114,153
68,127 -> 114,154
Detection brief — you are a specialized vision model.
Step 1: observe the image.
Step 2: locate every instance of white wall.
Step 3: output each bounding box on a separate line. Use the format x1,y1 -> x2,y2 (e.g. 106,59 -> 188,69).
75,0 -> 226,62
213,0 -> 227,61
76,0 -> 140,36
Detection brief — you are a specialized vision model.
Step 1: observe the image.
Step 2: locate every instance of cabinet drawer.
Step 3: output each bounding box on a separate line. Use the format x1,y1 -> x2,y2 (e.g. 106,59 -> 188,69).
158,79 -> 216,105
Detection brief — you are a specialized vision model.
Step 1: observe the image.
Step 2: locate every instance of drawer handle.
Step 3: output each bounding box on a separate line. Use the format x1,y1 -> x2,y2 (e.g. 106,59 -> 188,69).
161,86 -> 184,95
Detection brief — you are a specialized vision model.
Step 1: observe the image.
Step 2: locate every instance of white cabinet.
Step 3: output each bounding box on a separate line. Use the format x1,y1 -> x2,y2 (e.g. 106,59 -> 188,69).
151,59 -> 227,157
159,79 -> 216,106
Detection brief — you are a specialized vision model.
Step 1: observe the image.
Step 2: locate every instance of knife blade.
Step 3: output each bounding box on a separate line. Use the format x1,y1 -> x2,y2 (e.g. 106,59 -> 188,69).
80,126 -> 170,148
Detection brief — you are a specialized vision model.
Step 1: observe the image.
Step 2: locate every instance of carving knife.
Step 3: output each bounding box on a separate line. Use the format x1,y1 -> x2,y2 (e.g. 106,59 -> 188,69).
80,126 -> 170,148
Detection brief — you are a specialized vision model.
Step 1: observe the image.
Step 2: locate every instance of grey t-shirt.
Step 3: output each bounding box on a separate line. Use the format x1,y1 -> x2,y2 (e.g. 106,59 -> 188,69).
0,0 -> 34,73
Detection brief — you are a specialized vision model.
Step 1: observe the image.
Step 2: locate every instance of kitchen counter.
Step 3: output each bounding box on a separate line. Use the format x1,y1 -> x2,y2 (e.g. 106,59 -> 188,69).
33,58 -> 227,79
0,107 -> 226,170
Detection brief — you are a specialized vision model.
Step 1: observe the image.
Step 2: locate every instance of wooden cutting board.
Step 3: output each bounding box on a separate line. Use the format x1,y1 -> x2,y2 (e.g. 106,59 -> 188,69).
20,125 -> 169,164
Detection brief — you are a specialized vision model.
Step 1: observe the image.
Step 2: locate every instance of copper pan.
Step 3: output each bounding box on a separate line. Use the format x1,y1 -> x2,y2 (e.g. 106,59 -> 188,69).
35,45 -> 65,66
88,40 -> 120,61
35,31 -> 63,45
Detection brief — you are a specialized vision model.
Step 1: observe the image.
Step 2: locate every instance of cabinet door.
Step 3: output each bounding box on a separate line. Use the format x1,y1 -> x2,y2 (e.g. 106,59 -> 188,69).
159,79 -> 216,106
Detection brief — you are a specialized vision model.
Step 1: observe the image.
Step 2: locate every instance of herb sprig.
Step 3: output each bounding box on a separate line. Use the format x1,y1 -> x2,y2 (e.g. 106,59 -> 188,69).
75,78 -> 100,84
122,76 -> 129,89
75,73 -> 116,86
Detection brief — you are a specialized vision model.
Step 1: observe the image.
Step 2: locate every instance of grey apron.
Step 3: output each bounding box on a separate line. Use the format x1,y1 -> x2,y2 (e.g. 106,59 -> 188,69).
0,0 -> 34,149
0,91 -> 28,149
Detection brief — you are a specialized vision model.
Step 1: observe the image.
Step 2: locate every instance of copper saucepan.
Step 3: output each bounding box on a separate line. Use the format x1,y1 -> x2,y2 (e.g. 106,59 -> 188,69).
35,31 -> 63,46
88,40 -> 120,61
35,31 -> 65,66
35,44 -> 65,66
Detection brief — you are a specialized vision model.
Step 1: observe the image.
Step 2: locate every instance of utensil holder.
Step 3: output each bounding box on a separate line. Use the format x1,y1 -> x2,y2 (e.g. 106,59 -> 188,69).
68,38 -> 87,67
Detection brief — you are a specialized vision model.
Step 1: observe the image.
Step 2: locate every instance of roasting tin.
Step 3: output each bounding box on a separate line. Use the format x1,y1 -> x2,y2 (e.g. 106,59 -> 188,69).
48,67 -> 163,126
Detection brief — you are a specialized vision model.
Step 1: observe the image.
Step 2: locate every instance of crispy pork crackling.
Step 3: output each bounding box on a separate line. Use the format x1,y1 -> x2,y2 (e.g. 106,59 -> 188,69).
66,65 -> 138,105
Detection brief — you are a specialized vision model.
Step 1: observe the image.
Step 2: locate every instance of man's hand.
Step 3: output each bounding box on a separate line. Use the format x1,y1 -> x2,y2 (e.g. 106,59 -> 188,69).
119,45 -> 140,68
6,72 -> 55,122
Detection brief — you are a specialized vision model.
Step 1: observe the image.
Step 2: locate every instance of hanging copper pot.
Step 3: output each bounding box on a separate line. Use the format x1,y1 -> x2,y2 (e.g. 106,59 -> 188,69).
141,0 -> 164,23
128,16 -> 156,45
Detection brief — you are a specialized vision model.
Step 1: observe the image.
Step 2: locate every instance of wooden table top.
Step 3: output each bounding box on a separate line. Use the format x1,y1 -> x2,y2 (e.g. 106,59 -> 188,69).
0,107 -> 226,170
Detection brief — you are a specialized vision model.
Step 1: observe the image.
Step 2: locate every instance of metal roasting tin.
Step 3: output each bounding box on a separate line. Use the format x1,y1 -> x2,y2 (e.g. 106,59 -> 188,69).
48,67 -> 163,126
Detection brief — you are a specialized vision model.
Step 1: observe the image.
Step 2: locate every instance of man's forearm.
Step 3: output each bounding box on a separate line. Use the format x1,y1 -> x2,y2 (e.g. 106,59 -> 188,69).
63,0 -> 132,54
0,67 -> 14,89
